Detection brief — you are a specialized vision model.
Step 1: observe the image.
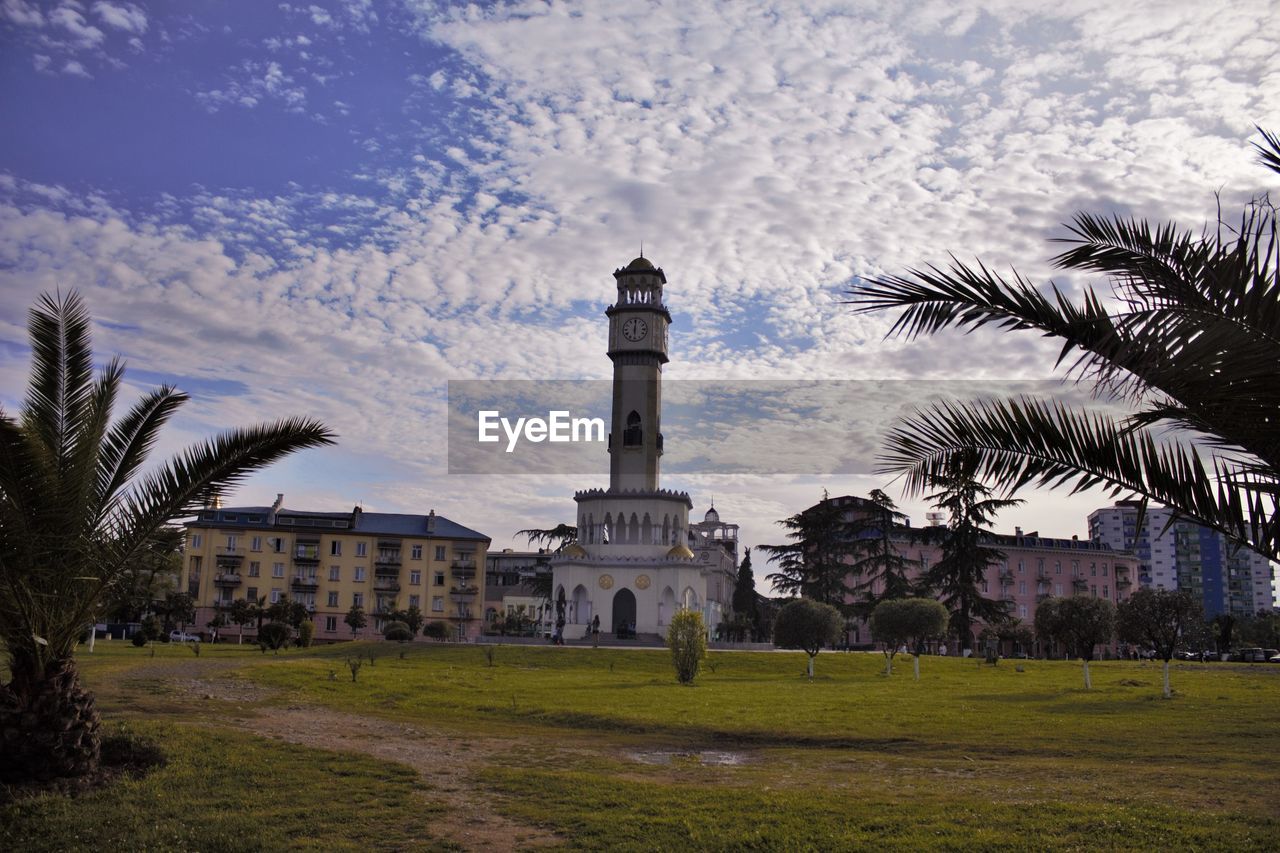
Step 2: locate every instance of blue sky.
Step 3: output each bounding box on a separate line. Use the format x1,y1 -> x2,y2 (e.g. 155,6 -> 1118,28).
2,0 -> 1279,564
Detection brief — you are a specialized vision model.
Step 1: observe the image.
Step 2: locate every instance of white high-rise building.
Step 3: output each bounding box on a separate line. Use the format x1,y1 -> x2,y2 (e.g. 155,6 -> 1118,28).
1088,501 -> 1275,617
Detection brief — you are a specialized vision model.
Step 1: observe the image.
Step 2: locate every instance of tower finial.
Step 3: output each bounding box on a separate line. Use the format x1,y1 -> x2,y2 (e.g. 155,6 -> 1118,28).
640,240 -> 644,259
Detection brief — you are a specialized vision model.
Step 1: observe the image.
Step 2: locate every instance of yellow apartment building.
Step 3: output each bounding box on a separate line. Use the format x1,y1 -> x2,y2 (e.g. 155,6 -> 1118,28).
181,494 -> 490,642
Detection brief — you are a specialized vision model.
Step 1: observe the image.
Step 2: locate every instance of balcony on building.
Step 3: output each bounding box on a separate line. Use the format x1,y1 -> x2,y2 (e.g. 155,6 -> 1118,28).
375,540 -> 403,568
293,545 -> 321,565
450,584 -> 479,605
1072,577 -> 1089,590
451,555 -> 477,581
214,572 -> 243,588
215,546 -> 244,568
373,576 -> 401,592
291,575 -> 319,591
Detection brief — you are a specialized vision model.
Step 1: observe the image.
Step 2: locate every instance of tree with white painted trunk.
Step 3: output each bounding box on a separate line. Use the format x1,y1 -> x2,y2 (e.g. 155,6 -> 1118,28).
1117,588 -> 1202,699
870,598 -> 949,679
772,598 -> 843,680
1034,596 -> 1115,689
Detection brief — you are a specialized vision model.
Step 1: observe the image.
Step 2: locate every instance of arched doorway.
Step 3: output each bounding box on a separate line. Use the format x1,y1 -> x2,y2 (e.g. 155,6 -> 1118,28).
572,584 -> 591,625
613,588 -> 637,636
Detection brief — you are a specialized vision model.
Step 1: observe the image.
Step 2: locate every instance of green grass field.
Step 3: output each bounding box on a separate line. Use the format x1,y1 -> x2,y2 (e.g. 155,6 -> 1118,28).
5,642 -> 1279,851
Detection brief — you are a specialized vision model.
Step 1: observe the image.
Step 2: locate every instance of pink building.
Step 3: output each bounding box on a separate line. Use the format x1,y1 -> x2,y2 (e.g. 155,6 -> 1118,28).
825,495 -> 1134,655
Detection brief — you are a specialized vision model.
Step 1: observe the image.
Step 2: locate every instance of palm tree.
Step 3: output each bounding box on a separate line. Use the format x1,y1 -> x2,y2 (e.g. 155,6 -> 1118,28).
0,292 -> 335,784
847,130 -> 1280,560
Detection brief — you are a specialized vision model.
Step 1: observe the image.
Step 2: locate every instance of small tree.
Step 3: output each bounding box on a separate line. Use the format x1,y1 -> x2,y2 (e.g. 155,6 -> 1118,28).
258,621 -> 291,652
162,591 -> 196,634
1035,596 -> 1115,689
403,605 -> 425,636
345,604 -> 368,639
423,620 -> 449,640
1117,588 -> 1202,698
296,619 -> 315,648
772,598 -> 843,679
383,620 -> 413,643
140,614 -> 162,644
667,609 -> 707,684
870,598 -> 949,679
228,598 -> 254,644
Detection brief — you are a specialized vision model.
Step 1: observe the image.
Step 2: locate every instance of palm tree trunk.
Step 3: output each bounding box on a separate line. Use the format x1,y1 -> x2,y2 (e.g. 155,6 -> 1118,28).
0,657 -> 101,784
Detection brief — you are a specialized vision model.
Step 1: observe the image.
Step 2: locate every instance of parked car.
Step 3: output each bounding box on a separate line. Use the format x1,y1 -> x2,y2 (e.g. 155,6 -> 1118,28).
1269,652 -> 1280,663
1239,647 -> 1265,663
1264,648 -> 1280,662
169,631 -> 200,643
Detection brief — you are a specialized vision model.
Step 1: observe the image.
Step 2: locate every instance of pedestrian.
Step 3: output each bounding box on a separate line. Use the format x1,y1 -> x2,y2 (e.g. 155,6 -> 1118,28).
591,614 -> 600,648
554,616 -> 565,646
939,642 -> 948,657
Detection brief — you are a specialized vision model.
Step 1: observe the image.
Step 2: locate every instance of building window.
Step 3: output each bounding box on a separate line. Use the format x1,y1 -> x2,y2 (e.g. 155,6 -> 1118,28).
191,534 -> 202,548
981,580 -> 989,593
353,592 -> 364,608
272,562 -> 284,578
432,596 -> 444,612
1101,563 -> 1108,576
1054,561 -> 1061,575
225,535 -> 237,550
1055,584 -> 1063,595
434,572 -> 445,586
1016,560 -> 1024,573
410,570 -> 421,585
356,542 -> 367,557
409,594 -> 420,608
1071,561 -> 1079,576
324,616 -> 337,632
1019,581 -> 1026,594
331,541 -> 342,556
435,546 -> 446,561
248,561 -> 260,577
412,545 -> 423,560
270,589 -> 282,603
1103,587 -> 1110,599
270,537 -> 284,553
327,591 -> 339,607
251,536 -> 262,551
247,586 -> 258,601
329,565 -> 340,581
1090,585 -> 1098,597
1019,605 -> 1027,619
355,567 -> 366,582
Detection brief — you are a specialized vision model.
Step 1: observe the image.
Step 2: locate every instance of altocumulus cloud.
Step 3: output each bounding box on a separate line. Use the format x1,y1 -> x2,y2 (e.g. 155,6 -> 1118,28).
1,0 -> 1278,552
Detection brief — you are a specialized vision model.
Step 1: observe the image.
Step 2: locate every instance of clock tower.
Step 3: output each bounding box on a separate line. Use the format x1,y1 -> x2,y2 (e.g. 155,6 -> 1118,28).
606,256 -> 671,492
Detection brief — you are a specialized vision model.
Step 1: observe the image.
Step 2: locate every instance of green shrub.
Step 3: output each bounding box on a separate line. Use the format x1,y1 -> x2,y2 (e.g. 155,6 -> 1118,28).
296,619 -> 315,648
423,621 -> 449,640
383,620 -> 413,643
667,610 -> 707,685
130,633 -> 148,647
258,621 -> 291,650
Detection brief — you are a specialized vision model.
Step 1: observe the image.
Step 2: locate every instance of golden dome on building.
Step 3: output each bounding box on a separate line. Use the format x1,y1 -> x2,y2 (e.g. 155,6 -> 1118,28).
562,543 -> 588,558
666,543 -> 695,559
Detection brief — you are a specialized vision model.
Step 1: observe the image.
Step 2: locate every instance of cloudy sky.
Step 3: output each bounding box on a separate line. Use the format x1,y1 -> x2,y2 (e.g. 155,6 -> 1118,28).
2,0 -> 1278,567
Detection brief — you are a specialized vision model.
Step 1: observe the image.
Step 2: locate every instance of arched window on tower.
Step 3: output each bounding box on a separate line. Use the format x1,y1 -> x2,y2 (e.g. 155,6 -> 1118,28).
623,410 -> 643,447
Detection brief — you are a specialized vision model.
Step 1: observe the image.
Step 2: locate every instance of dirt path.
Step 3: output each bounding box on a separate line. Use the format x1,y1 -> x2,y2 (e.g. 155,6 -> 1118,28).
122,658 -> 562,851
234,705 -> 562,850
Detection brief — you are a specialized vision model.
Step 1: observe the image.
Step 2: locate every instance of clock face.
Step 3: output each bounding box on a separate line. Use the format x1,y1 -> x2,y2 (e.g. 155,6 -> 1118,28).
622,317 -> 648,342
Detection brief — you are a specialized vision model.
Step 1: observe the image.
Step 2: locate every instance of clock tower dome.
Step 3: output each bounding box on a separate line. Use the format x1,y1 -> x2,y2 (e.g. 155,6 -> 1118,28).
606,256 -> 671,492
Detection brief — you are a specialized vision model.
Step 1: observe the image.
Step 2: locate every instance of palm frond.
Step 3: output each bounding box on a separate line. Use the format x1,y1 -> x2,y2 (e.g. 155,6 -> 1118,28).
877,396 -> 1278,559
